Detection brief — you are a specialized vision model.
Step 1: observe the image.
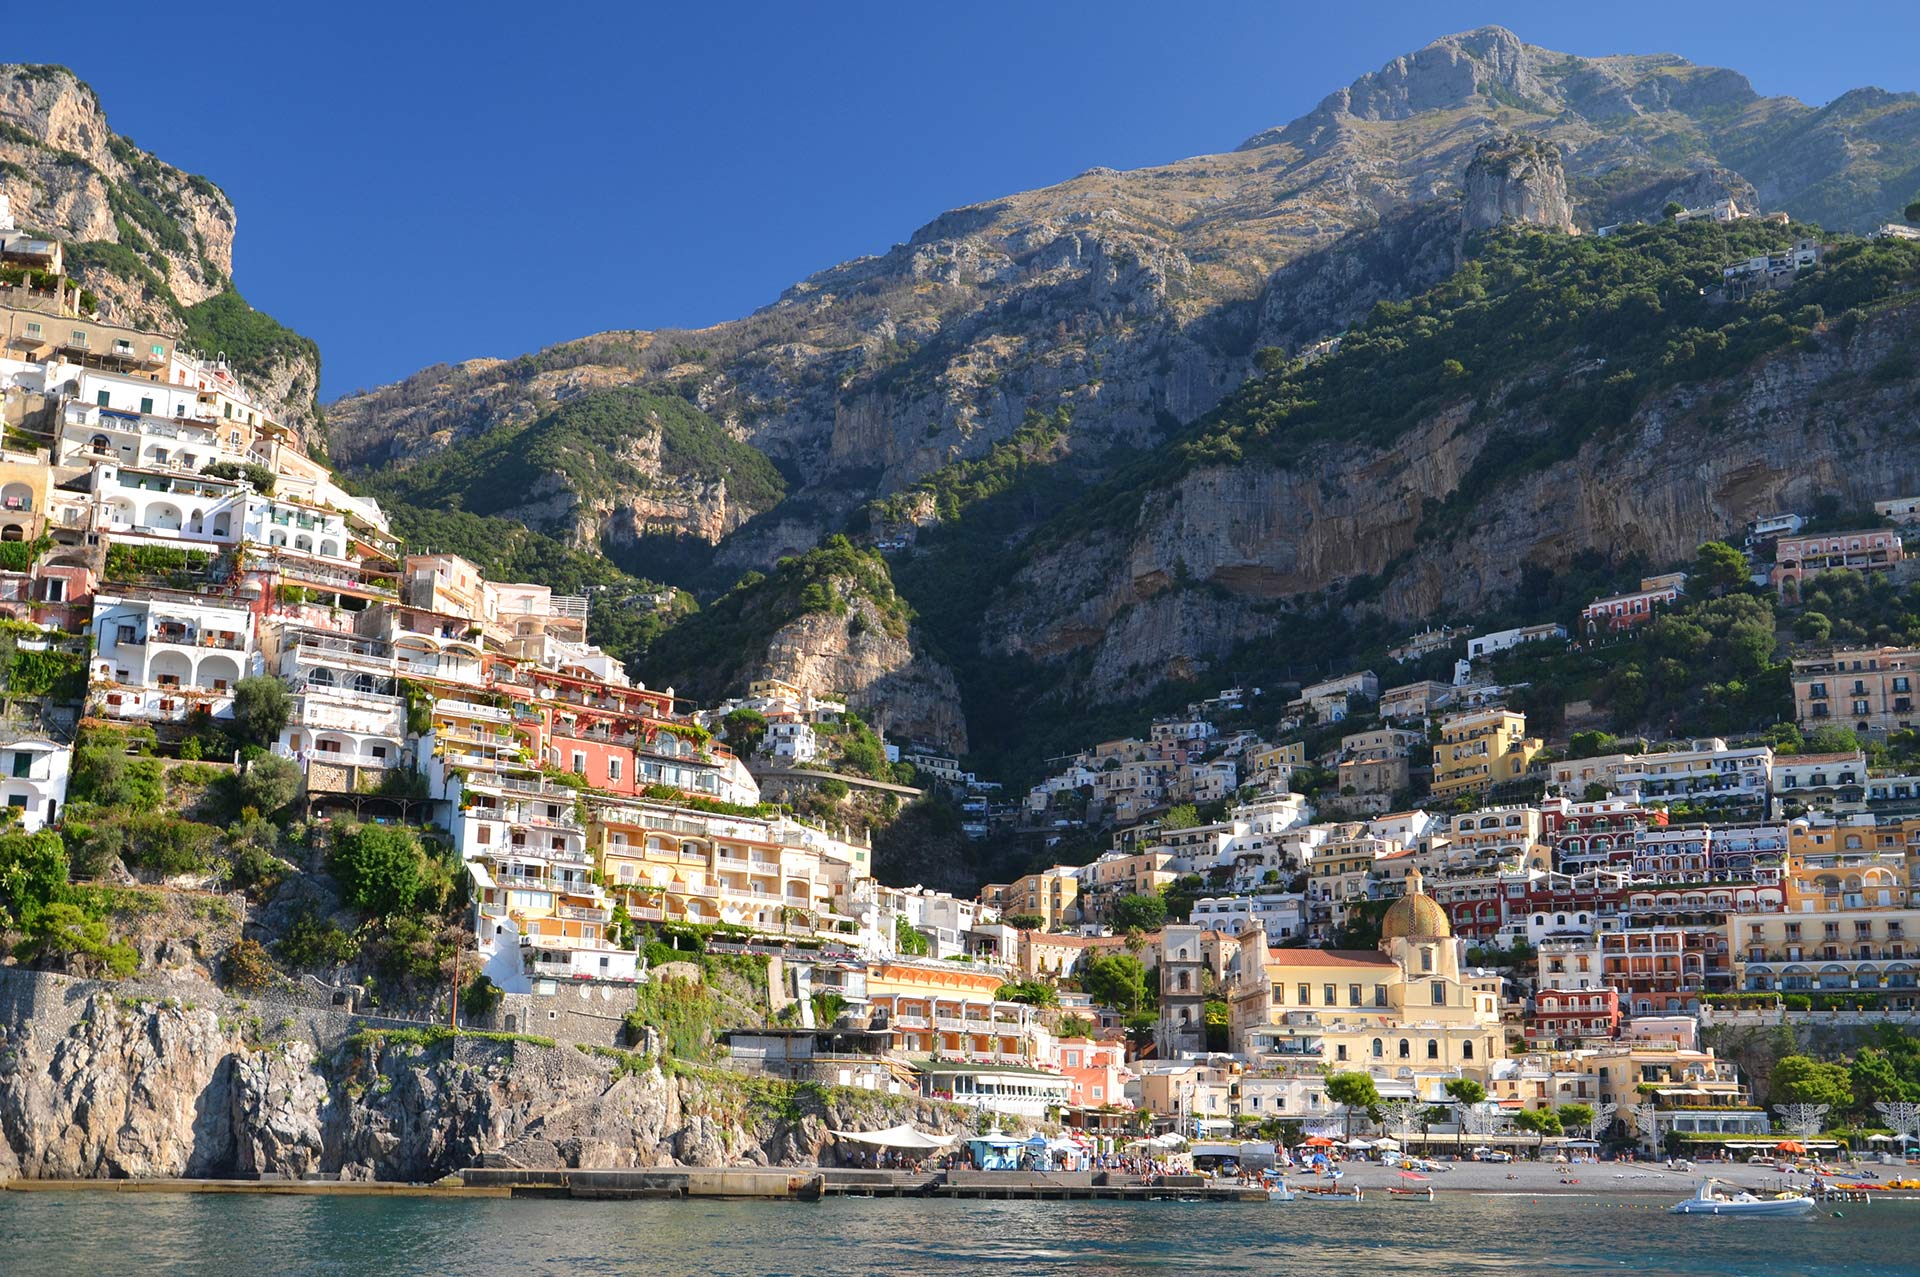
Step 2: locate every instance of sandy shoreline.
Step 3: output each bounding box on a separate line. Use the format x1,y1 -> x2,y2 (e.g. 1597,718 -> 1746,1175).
1313,1158 -> 1920,1198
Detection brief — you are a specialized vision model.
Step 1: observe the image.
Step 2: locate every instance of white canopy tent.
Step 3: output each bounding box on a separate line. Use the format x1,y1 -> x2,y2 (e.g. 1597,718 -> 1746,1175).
829,1125 -> 957,1151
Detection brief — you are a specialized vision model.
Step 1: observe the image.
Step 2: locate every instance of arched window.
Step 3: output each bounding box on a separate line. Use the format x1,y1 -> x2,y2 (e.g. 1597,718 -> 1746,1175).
1371,1038 -> 1383,1058
1462,1040 -> 1474,1060
1427,1039 -> 1439,1060
1398,1038 -> 1410,1059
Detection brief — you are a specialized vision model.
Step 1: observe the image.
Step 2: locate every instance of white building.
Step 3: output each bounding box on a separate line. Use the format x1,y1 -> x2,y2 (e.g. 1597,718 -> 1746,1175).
90,592 -> 257,722
1466,624 -> 1566,662
0,731 -> 69,830
1187,893 -> 1305,941
766,720 -> 817,764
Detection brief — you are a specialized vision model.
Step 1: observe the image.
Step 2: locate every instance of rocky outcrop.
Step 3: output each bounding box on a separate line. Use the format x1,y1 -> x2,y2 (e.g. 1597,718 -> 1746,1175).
0,983 -> 971,1182
324,26 -> 1920,608
988,299 -> 1920,698
1462,134 -> 1574,235
0,64 -> 321,445
0,65 -> 235,316
759,593 -> 968,753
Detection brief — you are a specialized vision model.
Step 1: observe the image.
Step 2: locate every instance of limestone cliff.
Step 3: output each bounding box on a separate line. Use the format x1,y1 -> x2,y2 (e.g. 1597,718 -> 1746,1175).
759,594 -> 969,753
327,24 -> 1920,540
1462,134 -> 1574,235
987,296 -> 1920,698
0,980 -> 967,1181
0,63 -> 322,445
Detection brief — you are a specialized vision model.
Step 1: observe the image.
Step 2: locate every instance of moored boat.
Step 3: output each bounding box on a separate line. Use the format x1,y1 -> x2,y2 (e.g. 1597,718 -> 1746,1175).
1669,1180 -> 1814,1216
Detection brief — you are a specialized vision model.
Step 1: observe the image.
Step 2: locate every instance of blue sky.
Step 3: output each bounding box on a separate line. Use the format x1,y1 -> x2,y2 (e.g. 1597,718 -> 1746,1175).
11,1 -> 1919,399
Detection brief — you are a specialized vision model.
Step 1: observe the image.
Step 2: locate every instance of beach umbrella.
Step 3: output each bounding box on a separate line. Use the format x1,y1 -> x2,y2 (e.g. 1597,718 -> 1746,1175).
1775,1140 -> 1807,1154
1374,1138 -> 1401,1150
1303,1135 -> 1335,1148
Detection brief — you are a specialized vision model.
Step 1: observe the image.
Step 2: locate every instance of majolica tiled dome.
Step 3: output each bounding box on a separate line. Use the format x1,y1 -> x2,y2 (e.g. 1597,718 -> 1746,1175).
1380,868 -> 1452,942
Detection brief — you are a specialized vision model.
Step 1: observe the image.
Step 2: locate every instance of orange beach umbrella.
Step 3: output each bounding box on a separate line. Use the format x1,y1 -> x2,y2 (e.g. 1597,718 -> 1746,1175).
1774,1140 -> 1807,1154
1303,1135 -> 1335,1148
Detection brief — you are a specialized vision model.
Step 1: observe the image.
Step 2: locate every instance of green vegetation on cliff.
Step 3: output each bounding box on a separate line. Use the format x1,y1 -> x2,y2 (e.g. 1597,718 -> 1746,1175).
364,386 -> 786,519
180,290 -> 321,384
636,536 -> 912,703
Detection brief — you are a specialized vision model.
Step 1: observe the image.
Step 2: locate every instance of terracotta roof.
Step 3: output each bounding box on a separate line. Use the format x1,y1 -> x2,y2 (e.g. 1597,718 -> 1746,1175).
1264,948 -> 1397,968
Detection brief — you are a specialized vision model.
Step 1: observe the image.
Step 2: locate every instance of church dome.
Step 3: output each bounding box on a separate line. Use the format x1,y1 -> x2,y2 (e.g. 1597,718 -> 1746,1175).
1380,868 -> 1451,942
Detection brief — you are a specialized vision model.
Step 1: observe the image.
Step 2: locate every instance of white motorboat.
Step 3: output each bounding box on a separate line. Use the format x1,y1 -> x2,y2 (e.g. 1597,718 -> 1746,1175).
1669,1179 -> 1816,1216
1265,1180 -> 1294,1202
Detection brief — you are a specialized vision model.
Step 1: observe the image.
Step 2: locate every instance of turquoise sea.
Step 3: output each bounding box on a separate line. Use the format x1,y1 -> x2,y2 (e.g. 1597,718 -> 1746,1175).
0,1192 -> 1913,1275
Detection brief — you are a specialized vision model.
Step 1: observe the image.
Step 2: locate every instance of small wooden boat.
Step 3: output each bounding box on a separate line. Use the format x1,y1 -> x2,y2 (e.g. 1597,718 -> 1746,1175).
1386,1185 -> 1434,1201
1292,1183 -> 1364,1201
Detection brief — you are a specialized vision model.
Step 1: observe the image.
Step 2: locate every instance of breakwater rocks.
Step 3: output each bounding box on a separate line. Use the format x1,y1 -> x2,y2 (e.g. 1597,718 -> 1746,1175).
0,972 -> 966,1182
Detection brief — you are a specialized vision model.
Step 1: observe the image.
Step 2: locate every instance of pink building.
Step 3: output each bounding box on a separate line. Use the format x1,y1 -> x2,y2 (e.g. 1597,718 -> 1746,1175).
1053,1036 -> 1130,1110
1773,530 -> 1902,599
1581,573 -> 1686,634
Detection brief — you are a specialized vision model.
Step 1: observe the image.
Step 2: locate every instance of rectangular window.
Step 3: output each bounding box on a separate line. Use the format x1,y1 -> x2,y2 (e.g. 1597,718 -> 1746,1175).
5,795 -> 23,810
96,389 -> 110,407
1297,983 -> 1310,1006
1323,983 -> 1336,1007
25,322 -> 42,337
571,752 -> 586,775
10,752 -> 30,778
608,757 -> 622,782
1374,984 -> 1388,1007
1348,983 -> 1362,1007
140,396 -> 154,414
151,344 -> 165,358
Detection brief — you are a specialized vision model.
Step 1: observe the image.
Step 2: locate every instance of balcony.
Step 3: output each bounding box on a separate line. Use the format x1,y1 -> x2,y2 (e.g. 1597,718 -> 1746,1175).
557,905 -> 611,923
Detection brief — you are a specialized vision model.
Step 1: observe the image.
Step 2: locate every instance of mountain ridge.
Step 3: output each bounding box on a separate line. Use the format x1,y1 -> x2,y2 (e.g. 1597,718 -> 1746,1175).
245,31 -> 1920,763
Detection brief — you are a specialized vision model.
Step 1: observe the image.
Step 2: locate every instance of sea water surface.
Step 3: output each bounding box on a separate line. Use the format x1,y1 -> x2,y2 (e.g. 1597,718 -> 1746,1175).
1,1192 -> 1913,1275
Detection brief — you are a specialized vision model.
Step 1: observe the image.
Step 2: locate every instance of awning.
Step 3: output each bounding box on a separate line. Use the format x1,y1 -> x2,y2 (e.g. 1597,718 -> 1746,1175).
466,861 -> 496,890
830,1125 -> 956,1150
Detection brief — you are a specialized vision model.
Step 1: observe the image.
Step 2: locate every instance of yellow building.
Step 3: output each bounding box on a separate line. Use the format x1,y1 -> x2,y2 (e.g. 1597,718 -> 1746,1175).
1784,823 -> 1909,913
1431,708 -> 1541,800
1729,906 -> 1919,1001
1214,870 -> 1507,1087
865,958 -> 1043,1062
590,797 -> 867,941
980,866 -> 1082,929
0,458 -> 52,542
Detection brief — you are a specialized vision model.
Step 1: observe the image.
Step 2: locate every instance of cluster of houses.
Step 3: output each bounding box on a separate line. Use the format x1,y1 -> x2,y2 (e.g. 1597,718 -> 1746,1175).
6,195 -> 1916,1143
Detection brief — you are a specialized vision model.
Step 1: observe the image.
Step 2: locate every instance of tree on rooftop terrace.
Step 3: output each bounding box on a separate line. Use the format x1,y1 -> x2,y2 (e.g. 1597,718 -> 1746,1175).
1444,1078 -> 1488,1107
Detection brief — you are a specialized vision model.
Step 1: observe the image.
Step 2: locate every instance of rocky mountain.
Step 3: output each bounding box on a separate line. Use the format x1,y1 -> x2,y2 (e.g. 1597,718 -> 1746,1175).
0,63 -> 322,441
311,27 -> 1920,764
329,26 -> 1920,505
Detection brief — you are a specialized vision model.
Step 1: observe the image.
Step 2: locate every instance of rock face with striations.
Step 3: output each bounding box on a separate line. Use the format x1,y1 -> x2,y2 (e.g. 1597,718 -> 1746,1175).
757,596 -> 969,754
0,987 -> 972,1181
327,25 -> 1920,546
985,301 -> 1920,699
1462,134 -> 1575,235
0,63 -> 322,444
